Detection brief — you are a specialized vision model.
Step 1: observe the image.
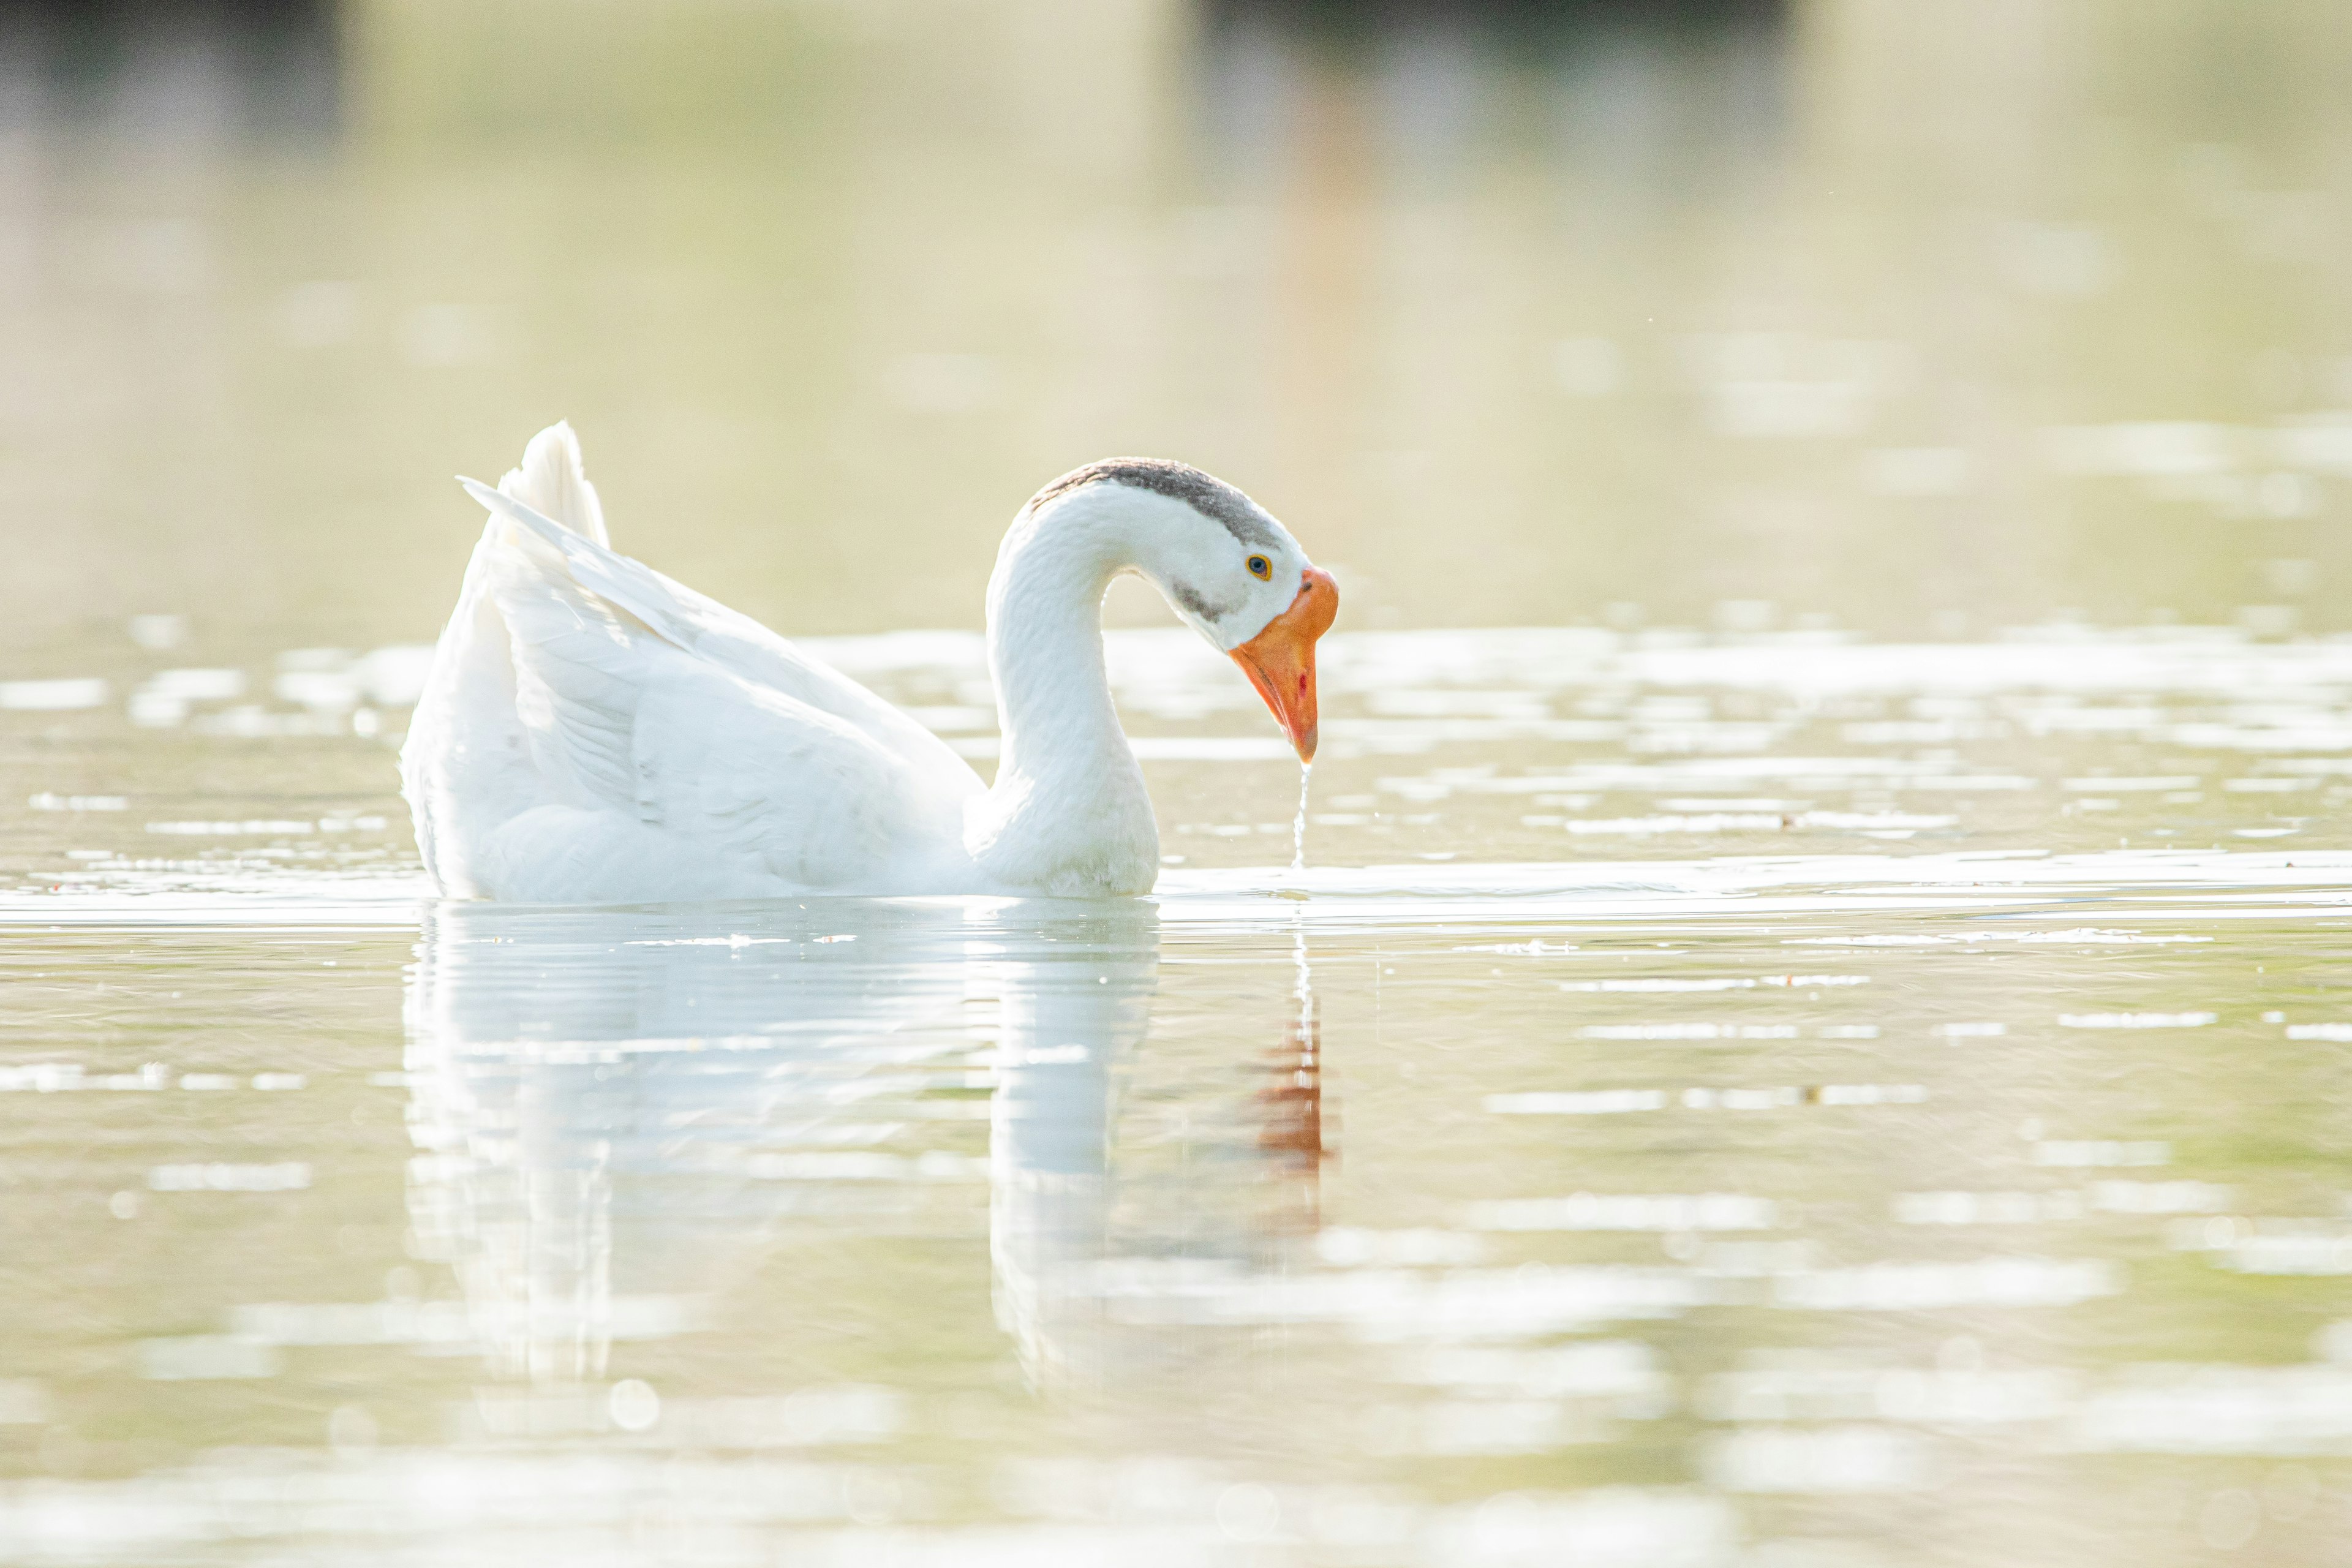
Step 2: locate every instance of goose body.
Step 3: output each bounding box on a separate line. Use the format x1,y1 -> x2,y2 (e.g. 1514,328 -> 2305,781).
401,424 -> 1335,903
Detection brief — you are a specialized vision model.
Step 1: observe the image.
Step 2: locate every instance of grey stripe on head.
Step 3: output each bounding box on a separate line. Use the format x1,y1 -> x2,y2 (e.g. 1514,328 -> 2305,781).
1025,458 -> 1281,549
1166,579 -> 1236,622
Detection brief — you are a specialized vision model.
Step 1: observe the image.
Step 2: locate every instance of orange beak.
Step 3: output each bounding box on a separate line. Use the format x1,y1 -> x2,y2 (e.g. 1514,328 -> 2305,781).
1230,565 -> 1338,762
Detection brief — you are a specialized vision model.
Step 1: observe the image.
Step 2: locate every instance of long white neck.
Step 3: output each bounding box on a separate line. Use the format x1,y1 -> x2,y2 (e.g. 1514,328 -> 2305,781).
966,498 -> 1158,895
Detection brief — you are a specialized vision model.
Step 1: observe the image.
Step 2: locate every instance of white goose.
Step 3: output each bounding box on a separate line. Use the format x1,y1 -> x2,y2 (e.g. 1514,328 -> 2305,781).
401,423 -> 1338,903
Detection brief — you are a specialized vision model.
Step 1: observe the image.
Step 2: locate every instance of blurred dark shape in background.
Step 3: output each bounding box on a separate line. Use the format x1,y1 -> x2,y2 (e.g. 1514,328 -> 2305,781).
1,0 -> 2348,649
1199,0 -> 1786,184
0,0 -> 339,141
1205,0 -> 1782,50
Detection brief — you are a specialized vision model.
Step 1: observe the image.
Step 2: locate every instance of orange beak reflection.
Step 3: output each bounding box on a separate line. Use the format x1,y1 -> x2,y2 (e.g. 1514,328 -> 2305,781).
1231,565 -> 1339,762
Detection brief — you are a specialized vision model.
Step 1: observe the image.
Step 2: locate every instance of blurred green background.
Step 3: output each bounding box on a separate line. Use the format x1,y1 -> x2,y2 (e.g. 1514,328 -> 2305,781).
4,0 -> 2350,649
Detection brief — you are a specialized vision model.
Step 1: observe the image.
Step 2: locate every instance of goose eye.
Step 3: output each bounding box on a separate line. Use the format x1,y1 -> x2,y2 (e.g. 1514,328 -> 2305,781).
1246,554 -> 1272,580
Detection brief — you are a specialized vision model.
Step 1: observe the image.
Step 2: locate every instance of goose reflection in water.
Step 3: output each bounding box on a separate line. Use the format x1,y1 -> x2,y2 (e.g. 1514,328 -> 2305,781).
401,897 -> 1325,1395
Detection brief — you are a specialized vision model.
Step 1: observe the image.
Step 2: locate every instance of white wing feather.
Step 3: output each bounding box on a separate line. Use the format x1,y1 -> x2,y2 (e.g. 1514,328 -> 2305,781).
459,479 -> 977,804
496,421 -> 609,547
405,475 -> 984,903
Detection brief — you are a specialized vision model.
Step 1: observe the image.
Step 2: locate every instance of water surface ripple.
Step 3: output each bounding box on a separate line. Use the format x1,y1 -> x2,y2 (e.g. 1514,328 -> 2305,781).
7,625 -> 2352,1564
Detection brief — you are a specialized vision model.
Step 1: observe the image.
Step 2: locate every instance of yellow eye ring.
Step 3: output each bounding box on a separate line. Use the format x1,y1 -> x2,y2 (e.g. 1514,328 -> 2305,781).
1246,554 -> 1272,580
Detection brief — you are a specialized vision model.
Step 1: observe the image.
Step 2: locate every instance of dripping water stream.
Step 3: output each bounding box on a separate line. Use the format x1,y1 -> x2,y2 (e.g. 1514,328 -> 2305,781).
1290,761 -> 1313,876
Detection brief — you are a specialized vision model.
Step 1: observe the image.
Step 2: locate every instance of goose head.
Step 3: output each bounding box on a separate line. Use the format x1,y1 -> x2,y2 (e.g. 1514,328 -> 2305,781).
1020,459 -> 1340,760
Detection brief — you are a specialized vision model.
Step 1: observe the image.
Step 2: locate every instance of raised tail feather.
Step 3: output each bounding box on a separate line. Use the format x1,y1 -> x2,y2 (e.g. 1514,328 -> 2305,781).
496,420 -> 608,547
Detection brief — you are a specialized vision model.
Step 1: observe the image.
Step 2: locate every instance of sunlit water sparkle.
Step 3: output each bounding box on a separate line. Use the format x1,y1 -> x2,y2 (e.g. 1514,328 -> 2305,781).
7,621 -> 2352,1566
11,0 -> 2352,1551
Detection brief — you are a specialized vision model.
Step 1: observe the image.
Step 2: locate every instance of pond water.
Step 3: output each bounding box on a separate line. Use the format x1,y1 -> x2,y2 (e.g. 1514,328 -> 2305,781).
9,1 -> 2352,1564
8,625 -> 2352,1566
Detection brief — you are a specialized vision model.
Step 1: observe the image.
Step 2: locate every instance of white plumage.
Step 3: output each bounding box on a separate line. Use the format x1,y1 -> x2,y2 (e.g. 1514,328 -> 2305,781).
402,423 -> 1332,903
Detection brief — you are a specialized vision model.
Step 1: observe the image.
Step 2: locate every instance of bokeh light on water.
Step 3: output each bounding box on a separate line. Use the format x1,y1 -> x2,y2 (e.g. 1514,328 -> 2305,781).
6,1 -> 2352,1563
